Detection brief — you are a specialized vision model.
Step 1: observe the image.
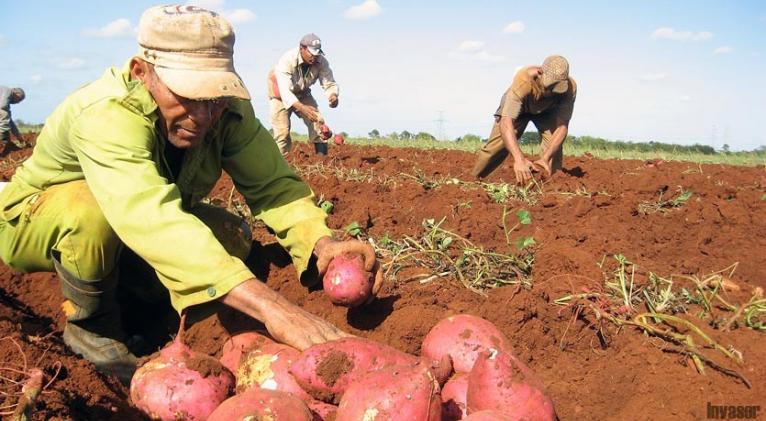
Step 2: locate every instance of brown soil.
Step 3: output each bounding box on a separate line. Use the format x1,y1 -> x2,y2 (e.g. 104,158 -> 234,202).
1,140 -> 765,420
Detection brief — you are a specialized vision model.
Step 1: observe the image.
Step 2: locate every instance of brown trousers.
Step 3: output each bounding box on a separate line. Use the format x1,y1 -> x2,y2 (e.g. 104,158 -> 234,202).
472,112 -> 563,179
267,72 -> 326,156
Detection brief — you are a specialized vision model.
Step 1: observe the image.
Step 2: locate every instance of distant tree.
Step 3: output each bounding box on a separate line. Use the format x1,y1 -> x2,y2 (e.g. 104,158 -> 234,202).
368,129 -> 381,139
340,131 -> 349,138
400,130 -> 413,140
722,144 -> 730,153
388,131 -> 400,140
415,131 -> 436,140
456,134 -> 481,142
519,131 -> 539,145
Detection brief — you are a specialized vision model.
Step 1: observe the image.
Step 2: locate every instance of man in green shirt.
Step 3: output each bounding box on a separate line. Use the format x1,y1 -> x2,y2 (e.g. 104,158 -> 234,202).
0,5 -> 382,383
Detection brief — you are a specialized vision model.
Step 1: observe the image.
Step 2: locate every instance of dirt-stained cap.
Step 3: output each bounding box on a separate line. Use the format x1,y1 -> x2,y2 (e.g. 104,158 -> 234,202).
300,33 -> 324,56
541,55 -> 570,94
136,4 -> 250,100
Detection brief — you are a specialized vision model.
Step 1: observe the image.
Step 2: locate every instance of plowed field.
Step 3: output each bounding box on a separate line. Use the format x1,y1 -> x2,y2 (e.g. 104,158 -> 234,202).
1,140 -> 764,420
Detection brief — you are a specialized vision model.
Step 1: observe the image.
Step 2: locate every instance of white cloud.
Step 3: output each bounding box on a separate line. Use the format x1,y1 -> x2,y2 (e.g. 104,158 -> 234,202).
503,20 -> 525,34
82,18 -> 135,38
56,57 -> 86,70
640,73 -> 667,81
713,46 -> 732,54
344,0 -> 382,20
29,74 -> 43,84
224,9 -> 256,23
651,27 -> 713,41
458,40 -> 485,52
680,95 -> 691,102
450,49 -> 507,64
474,51 -> 507,63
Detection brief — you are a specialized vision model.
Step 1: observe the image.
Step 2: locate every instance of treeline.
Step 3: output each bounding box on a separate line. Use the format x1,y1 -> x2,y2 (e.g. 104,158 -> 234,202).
455,132 -> 766,155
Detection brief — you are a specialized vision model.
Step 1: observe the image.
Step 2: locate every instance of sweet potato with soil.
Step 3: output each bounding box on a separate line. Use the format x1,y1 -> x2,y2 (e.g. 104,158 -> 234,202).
130,317 -> 234,421
421,314 -> 512,373
235,342 -> 310,400
463,410 -> 516,420
290,337 -> 418,402
207,388 -> 313,421
307,399 -> 338,421
466,349 -> 555,421
219,331 -> 274,374
323,253 -> 374,307
441,373 -> 469,420
335,363 -> 441,421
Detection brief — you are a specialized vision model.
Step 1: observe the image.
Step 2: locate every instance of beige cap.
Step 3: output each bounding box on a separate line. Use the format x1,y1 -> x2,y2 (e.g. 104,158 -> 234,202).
137,5 -> 250,100
541,55 -> 570,94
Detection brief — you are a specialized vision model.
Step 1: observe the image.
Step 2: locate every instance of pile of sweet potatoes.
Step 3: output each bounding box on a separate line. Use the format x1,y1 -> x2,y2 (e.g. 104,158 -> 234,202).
129,257 -> 554,419
130,313 -> 555,420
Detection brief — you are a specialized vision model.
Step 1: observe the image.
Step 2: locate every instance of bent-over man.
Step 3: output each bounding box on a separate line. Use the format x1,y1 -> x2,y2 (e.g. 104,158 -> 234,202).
0,86 -> 26,156
268,33 -> 339,156
472,55 -> 577,183
0,5 -> 381,384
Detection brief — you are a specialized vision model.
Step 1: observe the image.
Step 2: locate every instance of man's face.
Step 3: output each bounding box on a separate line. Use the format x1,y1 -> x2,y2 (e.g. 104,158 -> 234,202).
10,91 -> 24,104
300,46 -> 317,65
130,59 -> 227,149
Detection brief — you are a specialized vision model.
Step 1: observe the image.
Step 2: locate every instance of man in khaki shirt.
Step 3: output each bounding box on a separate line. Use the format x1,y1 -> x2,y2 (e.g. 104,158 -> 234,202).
472,55 -> 577,182
268,33 -> 339,156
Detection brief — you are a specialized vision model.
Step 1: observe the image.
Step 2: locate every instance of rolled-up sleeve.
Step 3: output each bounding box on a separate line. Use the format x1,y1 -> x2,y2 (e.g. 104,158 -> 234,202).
318,58 -> 339,99
222,101 -> 332,277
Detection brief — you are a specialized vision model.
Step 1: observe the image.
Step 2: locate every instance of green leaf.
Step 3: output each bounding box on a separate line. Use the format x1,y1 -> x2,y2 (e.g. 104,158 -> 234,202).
344,222 -> 363,237
319,200 -> 334,214
516,236 -> 536,250
439,236 -> 453,250
516,209 -> 532,225
761,193 -> 766,201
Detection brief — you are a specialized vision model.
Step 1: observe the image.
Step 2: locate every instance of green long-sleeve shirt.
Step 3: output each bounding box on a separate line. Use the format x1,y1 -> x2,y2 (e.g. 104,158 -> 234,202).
0,65 -> 332,311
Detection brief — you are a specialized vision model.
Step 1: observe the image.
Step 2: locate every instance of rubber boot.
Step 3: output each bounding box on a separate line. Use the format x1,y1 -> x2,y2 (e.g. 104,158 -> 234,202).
54,258 -> 137,385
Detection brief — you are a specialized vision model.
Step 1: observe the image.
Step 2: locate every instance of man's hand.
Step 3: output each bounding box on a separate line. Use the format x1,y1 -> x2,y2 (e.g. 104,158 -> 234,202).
314,237 -> 384,300
221,278 -> 351,350
261,299 -> 351,350
294,102 -> 320,122
532,158 -> 552,176
513,158 -> 535,184
328,94 -> 339,108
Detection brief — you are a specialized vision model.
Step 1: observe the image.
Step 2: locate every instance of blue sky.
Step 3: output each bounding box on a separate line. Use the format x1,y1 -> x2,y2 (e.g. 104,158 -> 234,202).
1,1 -> 765,150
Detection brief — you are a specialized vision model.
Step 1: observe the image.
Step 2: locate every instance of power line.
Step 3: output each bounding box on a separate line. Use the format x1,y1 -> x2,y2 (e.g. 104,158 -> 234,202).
434,111 -> 446,141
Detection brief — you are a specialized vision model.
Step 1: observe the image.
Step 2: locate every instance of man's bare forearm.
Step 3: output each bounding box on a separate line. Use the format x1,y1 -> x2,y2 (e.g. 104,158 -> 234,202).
541,125 -> 568,161
500,116 -> 525,161
220,277 -> 283,321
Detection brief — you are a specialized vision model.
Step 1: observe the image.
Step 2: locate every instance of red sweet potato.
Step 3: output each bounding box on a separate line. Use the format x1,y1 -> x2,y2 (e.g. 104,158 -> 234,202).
323,253 -> 373,307
466,349 -> 555,421
219,331 -> 274,374
421,314 -> 512,373
463,410 -> 516,420
442,373 -> 469,420
307,399 -> 338,421
235,342 -> 310,400
290,337 -> 418,402
207,388 -> 313,421
130,320 -> 234,421
335,363 -> 441,421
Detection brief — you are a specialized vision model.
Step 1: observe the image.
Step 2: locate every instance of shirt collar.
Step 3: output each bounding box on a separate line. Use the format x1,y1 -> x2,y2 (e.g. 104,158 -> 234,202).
119,61 -> 159,124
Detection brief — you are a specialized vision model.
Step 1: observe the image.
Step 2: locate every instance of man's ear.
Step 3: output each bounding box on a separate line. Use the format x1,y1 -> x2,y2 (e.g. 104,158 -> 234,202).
129,58 -> 149,82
